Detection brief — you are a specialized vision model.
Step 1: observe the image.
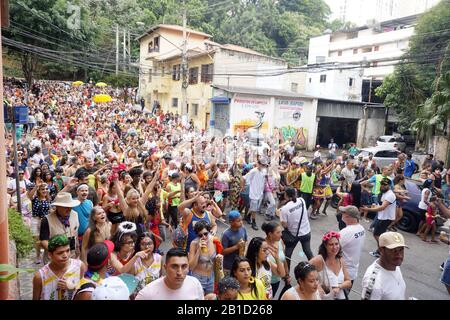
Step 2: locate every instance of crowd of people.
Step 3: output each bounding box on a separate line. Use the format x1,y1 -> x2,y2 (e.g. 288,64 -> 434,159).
3,78 -> 450,300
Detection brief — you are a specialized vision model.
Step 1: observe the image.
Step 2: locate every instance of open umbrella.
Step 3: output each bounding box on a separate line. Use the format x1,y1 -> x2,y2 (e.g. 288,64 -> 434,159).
93,94 -> 112,103
72,81 -> 84,86
96,82 -> 108,87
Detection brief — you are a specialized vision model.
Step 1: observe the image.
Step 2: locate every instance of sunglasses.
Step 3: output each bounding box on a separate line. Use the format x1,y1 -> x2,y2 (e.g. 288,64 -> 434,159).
198,232 -> 209,238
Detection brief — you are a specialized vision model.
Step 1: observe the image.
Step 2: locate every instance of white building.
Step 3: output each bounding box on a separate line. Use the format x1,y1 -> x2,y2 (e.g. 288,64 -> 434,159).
325,0 -> 441,26
305,14 -> 419,102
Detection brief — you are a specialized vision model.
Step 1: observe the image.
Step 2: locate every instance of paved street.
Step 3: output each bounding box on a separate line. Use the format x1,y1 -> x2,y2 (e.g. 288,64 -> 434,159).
19,203 -> 449,300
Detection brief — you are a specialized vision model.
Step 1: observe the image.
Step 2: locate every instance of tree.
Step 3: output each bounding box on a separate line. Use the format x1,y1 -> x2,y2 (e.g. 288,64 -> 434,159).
375,1 -> 450,147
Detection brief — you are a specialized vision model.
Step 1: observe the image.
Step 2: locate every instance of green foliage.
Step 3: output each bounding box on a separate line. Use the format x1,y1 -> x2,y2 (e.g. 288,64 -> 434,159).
8,208 -> 34,258
375,1 -> 450,139
0,264 -> 35,282
4,0 -> 332,82
102,74 -> 139,88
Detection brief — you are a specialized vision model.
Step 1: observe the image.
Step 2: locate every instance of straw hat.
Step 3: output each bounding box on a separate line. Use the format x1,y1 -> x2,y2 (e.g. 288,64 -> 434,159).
52,192 -> 80,208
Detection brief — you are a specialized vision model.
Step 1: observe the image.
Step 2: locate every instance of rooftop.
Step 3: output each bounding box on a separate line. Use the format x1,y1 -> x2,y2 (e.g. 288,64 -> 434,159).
213,85 -> 316,99
136,24 -> 211,41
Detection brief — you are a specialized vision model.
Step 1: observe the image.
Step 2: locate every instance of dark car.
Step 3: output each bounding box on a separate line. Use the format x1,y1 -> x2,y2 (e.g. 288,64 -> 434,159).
331,178 -> 445,233
396,179 -> 445,233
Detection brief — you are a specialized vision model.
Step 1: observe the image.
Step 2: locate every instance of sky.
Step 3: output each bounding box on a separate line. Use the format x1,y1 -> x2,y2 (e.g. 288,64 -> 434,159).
324,0 -> 441,26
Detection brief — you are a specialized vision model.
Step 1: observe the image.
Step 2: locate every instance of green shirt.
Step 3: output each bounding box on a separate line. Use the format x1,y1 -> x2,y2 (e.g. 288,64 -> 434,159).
300,173 -> 315,194
167,182 -> 181,206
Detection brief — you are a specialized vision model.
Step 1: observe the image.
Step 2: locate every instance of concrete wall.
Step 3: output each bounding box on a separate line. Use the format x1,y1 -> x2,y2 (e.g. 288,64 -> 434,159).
357,118 -> 386,147
305,69 -> 363,101
213,49 -> 287,90
429,135 -> 450,165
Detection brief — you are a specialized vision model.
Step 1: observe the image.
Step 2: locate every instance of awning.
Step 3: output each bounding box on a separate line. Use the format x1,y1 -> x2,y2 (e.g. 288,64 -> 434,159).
211,96 -> 230,104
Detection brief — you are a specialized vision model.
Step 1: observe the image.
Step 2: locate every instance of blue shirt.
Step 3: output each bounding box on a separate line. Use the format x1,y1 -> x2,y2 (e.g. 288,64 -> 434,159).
187,210 -> 212,253
404,159 -> 415,178
221,227 -> 248,270
73,199 -> 93,236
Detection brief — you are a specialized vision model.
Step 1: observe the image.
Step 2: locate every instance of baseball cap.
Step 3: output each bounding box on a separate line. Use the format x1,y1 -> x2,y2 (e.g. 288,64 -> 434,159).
228,210 -> 241,221
339,205 -> 360,220
169,170 -> 180,179
87,240 -> 114,270
91,274 -> 138,300
379,232 -> 408,249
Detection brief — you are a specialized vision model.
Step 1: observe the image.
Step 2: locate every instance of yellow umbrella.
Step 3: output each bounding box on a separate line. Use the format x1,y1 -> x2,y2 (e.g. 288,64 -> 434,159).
72,81 -> 84,86
93,94 -> 112,103
96,82 -> 108,87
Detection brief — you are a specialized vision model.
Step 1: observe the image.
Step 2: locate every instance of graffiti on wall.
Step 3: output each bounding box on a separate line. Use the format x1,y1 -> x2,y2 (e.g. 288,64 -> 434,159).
275,126 -> 308,147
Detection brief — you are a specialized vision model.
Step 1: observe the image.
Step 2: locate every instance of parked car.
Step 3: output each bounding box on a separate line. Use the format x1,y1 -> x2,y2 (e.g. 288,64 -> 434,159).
376,135 -> 407,152
357,147 -> 401,168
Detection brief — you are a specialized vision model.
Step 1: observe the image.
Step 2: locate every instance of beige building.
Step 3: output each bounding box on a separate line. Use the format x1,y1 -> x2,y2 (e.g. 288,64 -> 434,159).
137,24 -> 305,130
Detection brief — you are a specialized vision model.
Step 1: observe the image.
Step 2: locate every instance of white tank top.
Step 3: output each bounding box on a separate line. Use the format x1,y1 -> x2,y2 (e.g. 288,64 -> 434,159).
419,188 -> 431,210
134,253 -> 163,286
322,256 -> 345,300
283,286 -> 321,300
39,259 -> 81,300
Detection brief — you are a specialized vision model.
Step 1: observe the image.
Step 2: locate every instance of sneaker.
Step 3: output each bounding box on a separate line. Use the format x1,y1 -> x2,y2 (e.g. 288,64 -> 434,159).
245,216 -> 252,224
309,214 -> 318,220
440,262 -> 444,271
369,251 -> 380,258
251,222 -> 259,231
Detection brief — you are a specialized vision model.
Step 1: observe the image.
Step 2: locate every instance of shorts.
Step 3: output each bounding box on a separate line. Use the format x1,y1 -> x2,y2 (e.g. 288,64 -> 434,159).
441,257 -> 450,287
191,271 -> 214,294
250,198 -> 263,212
418,209 -> 427,222
373,219 -> 393,236
31,216 -> 41,237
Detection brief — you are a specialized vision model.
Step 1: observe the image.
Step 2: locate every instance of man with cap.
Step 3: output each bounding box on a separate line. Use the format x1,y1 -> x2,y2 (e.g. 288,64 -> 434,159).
74,240 -> 115,300
313,145 -> 322,163
39,192 -> 81,258
339,205 -> 366,290
361,232 -> 407,300
361,178 -> 396,258
33,234 -> 86,300
244,157 -> 269,230
221,210 -> 248,275
298,163 -> 316,215
91,274 -> 138,300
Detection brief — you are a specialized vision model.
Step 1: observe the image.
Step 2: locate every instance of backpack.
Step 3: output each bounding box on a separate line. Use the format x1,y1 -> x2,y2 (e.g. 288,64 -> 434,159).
172,211 -> 193,250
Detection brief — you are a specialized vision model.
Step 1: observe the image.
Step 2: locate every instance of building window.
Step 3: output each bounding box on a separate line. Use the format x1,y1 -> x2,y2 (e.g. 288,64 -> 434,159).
189,67 -> 199,85
362,47 -> 372,53
148,37 -> 160,53
338,50 -> 342,56
316,56 -> 325,63
192,103 -> 199,116
349,78 -> 354,87
320,75 -> 326,83
201,64 -> 213,83
161,66 -> 165,77
172,98 -> 178,108
148,69 -> 152,82
291,83 -> 298,93
353,48 -> 358,54
374,45 -> 379,51
172,65 -> 180,81
309,78 -> 312,83
154,36 -> 160,52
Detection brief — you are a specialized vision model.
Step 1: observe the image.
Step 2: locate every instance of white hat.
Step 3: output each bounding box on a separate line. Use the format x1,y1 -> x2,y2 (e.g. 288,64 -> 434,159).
52,192 -> 80,208
91,275 -> 137,300
379,232 -> 408,249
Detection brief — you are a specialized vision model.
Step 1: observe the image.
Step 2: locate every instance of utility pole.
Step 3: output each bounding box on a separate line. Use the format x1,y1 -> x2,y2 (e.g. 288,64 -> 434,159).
116,24 -> 119,75
127,30 -> 131,71
123,28 -> 127,72
181,0 -> 188,126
